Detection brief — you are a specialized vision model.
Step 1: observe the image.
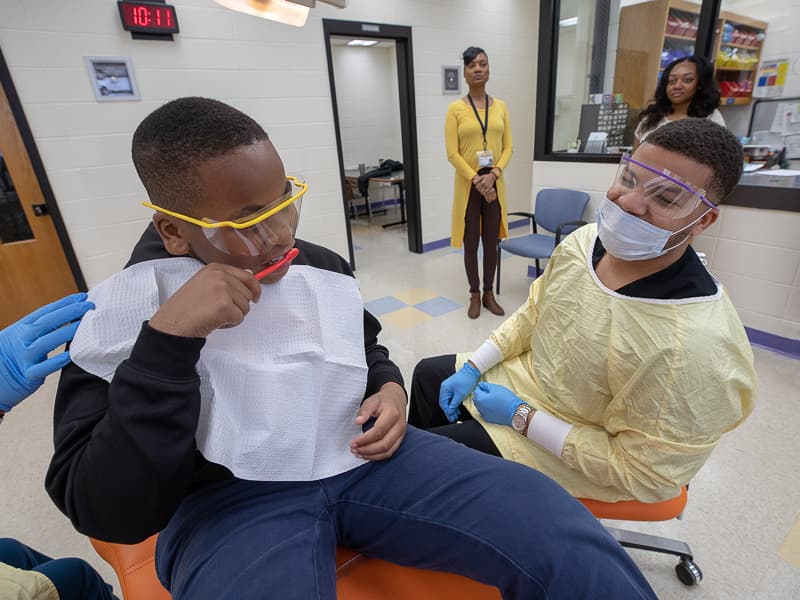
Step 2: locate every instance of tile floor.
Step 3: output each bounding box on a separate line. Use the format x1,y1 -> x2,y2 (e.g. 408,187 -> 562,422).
1,211 -> 798,599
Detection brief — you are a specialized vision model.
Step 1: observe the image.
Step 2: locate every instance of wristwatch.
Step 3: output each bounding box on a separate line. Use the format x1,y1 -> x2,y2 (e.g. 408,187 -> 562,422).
511,403 -> 534,433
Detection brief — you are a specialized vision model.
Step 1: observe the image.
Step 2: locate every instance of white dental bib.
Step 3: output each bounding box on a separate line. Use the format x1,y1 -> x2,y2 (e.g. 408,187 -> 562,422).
70,257 -> 368,481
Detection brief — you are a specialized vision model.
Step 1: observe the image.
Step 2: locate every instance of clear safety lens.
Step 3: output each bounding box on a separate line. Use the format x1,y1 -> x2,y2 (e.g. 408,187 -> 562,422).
202,196 -> 302,256
201,179 -> 304,256
613,156 -> 709,220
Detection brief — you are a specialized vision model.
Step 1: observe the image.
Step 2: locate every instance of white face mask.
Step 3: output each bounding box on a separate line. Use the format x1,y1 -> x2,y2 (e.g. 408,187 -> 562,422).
597,196 -> 709,261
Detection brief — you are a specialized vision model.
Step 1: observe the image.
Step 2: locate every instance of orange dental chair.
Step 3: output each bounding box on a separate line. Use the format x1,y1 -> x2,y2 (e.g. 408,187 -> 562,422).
89,486 -> 698,599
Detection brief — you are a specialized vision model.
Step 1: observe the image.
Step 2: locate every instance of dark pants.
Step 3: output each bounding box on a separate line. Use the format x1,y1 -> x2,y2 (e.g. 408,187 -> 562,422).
408,354 -> 502,457
463,168 -> 501,293
0,538 -> 117,600
155,427 -> 656,600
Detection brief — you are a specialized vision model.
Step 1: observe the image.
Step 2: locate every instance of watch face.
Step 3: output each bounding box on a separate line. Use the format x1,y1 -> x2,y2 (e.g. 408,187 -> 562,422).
512,411 -> 527,432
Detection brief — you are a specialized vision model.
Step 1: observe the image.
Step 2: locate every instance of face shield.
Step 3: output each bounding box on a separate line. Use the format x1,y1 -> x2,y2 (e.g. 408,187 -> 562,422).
143,175 -> 307,257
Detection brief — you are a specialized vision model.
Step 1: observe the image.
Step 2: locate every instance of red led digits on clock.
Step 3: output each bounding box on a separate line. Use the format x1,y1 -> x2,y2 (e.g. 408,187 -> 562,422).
118,2 -> 179,35
133,6 -> 151,27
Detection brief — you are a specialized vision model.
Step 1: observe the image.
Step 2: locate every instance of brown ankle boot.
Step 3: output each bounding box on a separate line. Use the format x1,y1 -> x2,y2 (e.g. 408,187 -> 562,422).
482,289 -> 505,316
467,292 -> 481,319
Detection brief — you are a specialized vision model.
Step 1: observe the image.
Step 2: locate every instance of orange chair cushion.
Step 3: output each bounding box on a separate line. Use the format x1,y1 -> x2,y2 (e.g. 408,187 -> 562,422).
90,489 -> 689,599
91,537 -> 499,600
90,535 -> 169,600
336,551 -> 500,600
578,486 -> 688,521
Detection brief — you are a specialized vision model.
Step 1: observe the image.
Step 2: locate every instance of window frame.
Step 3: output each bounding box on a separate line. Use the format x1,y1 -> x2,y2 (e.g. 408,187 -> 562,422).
534,0 -> 723,163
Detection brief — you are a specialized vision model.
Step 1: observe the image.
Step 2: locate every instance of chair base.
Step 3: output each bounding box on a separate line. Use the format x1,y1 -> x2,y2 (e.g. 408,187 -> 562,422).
606,526 -> 703,586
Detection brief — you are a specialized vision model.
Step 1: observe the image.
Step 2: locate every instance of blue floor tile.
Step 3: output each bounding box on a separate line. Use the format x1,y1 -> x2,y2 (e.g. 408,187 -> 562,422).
364,296 -> 407,316
414,296 -> 463,317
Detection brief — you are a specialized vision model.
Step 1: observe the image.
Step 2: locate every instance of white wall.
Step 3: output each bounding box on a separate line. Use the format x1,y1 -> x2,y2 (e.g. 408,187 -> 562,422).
331,43 -> 402,170
692,206 -> 800,340
0,0 -> 538,287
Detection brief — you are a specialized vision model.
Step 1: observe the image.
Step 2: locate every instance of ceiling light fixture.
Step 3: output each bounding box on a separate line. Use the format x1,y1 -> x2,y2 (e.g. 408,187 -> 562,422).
213,0 -> 310,27
346,39 -> 379,47
559,17 -> 578,27
213,0 -> 347,27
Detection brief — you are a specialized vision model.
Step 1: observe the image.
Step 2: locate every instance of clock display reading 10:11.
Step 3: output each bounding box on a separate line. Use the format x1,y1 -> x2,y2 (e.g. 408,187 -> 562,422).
118,1 -> 180,34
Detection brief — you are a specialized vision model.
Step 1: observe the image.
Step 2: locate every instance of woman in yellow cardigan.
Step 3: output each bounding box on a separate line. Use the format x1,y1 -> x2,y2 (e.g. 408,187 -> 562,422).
445,46 -> 512,319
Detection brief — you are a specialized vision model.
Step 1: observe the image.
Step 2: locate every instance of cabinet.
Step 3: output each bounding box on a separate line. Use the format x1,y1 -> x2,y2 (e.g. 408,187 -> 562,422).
613,0 -> 767,109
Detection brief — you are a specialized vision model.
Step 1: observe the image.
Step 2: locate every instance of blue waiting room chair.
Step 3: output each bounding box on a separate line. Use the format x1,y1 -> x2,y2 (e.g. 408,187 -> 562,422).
496,188 -> 590,293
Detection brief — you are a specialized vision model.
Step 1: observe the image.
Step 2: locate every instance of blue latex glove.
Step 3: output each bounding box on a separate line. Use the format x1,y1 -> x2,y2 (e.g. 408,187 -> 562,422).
438,362 -> 481,423
0,293 -> 94,412
472,382 -> 524,427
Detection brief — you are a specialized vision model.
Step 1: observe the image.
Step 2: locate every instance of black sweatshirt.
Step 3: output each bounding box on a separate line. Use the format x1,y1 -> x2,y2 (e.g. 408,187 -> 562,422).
45,224 -> 404,544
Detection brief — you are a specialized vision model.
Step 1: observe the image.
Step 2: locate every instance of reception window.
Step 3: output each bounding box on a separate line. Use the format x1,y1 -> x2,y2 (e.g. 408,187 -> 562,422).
536,0 -> 737,162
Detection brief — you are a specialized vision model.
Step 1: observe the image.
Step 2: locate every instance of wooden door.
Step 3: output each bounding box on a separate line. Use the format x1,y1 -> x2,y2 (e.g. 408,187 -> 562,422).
0,74 -> 78,327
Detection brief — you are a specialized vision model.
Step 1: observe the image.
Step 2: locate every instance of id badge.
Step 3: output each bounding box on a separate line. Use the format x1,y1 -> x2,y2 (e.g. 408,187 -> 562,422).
476,150 -> 494,168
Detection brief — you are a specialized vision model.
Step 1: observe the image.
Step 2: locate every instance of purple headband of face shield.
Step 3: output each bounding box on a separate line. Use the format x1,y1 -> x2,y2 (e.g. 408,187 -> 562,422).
622,155 -> 717,212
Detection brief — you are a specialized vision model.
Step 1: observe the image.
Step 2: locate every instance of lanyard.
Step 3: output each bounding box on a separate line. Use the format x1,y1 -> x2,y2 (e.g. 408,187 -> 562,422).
467,94 -> 489,150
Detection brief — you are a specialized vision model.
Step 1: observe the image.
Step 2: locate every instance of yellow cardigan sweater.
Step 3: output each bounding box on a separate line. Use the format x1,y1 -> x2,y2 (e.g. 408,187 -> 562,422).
445,97 -> 513,248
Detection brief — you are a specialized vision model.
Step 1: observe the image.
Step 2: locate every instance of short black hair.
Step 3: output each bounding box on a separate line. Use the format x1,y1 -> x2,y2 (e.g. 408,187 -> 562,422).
132,97 -> 269,213
462,46 -> 487,66
645,118 -> 742,202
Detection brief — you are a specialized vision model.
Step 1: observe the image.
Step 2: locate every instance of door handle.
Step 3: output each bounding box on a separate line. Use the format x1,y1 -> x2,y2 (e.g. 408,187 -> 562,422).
32,203 -> 49,216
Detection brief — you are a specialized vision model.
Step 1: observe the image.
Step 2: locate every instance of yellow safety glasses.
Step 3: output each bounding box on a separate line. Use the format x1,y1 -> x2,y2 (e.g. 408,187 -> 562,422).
142,176 -> 308,256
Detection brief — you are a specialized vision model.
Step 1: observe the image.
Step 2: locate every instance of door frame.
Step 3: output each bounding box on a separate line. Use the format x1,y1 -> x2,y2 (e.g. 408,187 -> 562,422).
322,19 -> 423,270
0,47 -> 85,290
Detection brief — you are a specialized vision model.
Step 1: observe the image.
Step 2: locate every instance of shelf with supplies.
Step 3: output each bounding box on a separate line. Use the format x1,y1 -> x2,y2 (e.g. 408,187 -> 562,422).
721,96 -> 752,106
614,0 -> 767,110
614,0 -> 701,109
713,12 -> 767,104
720,42 -> 761,51
664,33 -> 696,42
716,66 -> 757,72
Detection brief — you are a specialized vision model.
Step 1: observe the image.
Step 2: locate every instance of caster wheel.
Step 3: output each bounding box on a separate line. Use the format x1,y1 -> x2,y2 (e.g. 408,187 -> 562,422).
675,558 -> 702,586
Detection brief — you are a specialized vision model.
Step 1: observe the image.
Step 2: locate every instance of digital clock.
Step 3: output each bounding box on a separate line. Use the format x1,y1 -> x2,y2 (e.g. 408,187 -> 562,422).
117,1 -> 179,35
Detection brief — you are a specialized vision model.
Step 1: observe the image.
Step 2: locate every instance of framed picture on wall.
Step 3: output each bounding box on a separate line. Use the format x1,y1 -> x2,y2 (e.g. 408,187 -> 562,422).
84,56 -> 140,102
442,65 -> 461,95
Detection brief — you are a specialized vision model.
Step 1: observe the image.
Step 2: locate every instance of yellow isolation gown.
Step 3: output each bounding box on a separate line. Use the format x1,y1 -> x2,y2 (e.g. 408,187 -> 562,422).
445,98 -> 513,248
0,562 -> 59,600
458,224 -> 757,502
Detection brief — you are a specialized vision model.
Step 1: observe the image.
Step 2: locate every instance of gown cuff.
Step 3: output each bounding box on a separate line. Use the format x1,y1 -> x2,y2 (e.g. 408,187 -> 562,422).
470,340 -> 503,374
527,410 -> 573,458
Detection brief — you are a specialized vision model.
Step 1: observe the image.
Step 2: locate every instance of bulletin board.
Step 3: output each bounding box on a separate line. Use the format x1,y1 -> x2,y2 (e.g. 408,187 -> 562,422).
748,96 -> 800,159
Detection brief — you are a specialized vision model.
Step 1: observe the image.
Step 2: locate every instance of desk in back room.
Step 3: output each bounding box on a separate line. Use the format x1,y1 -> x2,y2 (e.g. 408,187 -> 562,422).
344,170 -> 406,229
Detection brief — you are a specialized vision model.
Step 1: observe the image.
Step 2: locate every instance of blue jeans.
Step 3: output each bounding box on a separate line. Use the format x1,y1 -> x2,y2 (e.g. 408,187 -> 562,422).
0,538 -> 117,600
156,427 -> 655,599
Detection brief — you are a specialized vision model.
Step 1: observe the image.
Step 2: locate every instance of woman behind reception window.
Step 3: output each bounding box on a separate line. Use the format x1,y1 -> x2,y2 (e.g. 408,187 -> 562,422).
634,55 -> 724,148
